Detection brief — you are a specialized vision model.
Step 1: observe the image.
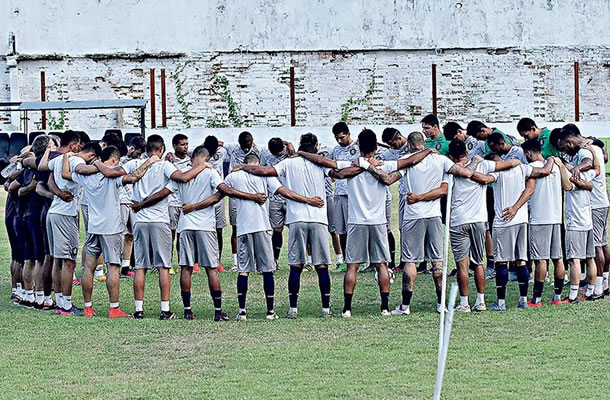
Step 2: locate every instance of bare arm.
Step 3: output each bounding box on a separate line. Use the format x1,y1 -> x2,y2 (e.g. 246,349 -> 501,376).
571,176 -> 593,191
328,166 -> 364,180
170,162 -> 211,183
131,188 -> 172,213
22,156 -> 37,169
493,159 -> 521,172
407,182 -> 448,204
584,145 -> 601,177
183,192 -> 224,215
275,186 -> 324,208
448,164 -> 474,178
470,172 -> 496,185
232,164 -> 278,177
62,154 -> 74,180
36,181 -> 54,200
121,156 -> 160,185
217,182 -> 267,204
18,176 -> 37,197
365,165 -> 402,185
37,148 -> 53,172
555,159 -> 574,191
396,148 -> 434,170
47,173 -> 74,202
571,157 -> 593,180
502,178 -> 536,221
91,160 -> 127,178
297,151 -> 337,169
528,158 -> 554,179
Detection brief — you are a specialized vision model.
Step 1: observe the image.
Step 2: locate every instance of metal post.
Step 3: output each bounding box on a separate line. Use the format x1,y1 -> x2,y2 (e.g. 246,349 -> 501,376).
433,283 -> 459,400
574,61 -> 579,121
140,107 -> 146,137
150,68 -> 156,129
432,64 -> 438,115
290,66 -> 296,126
41,71 -> 46,130
161,69 -> 167,128
438,175 -> 453,353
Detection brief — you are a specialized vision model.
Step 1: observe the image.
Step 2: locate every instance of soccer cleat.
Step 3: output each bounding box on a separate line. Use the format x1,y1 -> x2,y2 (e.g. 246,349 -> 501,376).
448,268 -> 458,278
64,306 -> 84,316
380,309 -> 391,316
341,310 -> 352,318
10,293 -> 19,304
585,294 -> 604,301
472,302 -> 487,312
72,277 -> 81,286
84,306 -> 96,317
359,264 -> 374,273
214,312 -> 230,322
183,309 -> 195,320
527,300 -> 542,308
335,263 -> 348,273
304,263 -> 314,272
217,263 -> 226,273
20,300 -> 35,309
160,311 -> 177,320
604,288 -> 610,297
229,264 -> 238,272
562,297 -> 580,304
549,298 -> 569,305
169,267 -> 176,275
437,304 -> 448,313
321,309 -> 334,319
109,308 -> 131,318
42,301 -> 56,311
516,299 -> 529,309
392,266 -> 402,274
193,264 -> 200,273
488,302 -> 507,312
266,311 -> 279,320
95,275 -> 106,283
133,311 -> 145,319
55,308 -> 68,315
391,305 -> 410,315
576,295 -> 586,302
235,311 -> 248,321
33,302 -> 45,310
454,304 -> 471,313
150,268 -> 159,274
485,268 -> 496,280
286,310 -> 298,319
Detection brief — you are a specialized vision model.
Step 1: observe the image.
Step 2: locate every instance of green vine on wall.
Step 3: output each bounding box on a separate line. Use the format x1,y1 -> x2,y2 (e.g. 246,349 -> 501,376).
172,63 -> 192,128
206,74 -> 247,128
340,64 -> 377,122
35,110 -> 66,131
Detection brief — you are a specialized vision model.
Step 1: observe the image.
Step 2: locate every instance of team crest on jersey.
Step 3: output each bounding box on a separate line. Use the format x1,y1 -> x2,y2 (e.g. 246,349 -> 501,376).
436,143 -> 442,150
213,153 -> 220,161
467,142 -> 474,151
349,148 -> 357,156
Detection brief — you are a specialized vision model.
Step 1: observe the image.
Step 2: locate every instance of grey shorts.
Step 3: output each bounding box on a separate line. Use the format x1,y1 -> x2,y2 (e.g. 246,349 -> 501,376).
237,230 -> 276,273
229,197 -> 237,226
450,222 -> 486,265
493,223 -> 528,262
592,207 -> 609,247
215,199 -> 227,229
385,195 -> 392,231
46,213 -> 79,260
81,205 -> 89,233
565,229 -> 595,260
398,194 -> 406,229
85,233 -> 123,265
326,195 -> 336,233
179,230 -> 219,268
120,204 -> 134,235
346,224 -> 390,264
269,199 -> 287,229
401,217 -> 443,263
168,206 -> 181,230
133,222 -> 172,269
529,224 -> 563,260
333,195 -> 349,235
287,222 -> 331,266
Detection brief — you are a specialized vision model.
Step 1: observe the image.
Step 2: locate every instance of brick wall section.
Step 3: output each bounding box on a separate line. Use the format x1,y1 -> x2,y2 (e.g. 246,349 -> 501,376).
3,47 -> 610,130
0,60 -> 10,125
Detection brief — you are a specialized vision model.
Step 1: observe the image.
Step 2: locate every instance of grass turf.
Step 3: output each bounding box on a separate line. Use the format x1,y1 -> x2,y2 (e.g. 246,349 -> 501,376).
0,188 -> 609,399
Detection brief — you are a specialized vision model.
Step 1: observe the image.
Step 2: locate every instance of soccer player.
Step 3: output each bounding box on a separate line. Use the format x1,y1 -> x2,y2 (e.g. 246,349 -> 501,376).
517,139 -> 566,306
64,146 -> 158,317
446,140 -> 520,312
234,133 -> 335,318
124,135 -> 209,320
4,169 -> 24,303
329,122 -> 360,273
471,154 -> 554,310
421,114 -> 450,156
225,153 -> 323,320
367,132 -> 474,314
203,135 -> 228,272
443,122 -> 479,157
487,131 -> 528,163
167,133 -> 191,275
466,120 -> 521,159
171,145 -> 263,320
516,117 -> 561,159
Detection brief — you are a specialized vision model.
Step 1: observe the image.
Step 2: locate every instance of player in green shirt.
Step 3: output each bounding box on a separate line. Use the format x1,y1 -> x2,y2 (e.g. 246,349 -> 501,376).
466,120 -> 520,156
421,114 -> 450,156
516,117 -> 561,159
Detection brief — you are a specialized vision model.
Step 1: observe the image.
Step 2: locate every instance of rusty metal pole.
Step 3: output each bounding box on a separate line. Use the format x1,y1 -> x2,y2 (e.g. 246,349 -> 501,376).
161,68 -> 167,128
432,64 -> 438,116
290,66 -> 296,127
574,61 -> 579,121
41,70 -> 46,130
150,68 -> 156,129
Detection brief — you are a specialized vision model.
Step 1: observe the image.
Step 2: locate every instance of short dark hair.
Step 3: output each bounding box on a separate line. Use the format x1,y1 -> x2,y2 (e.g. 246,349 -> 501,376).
100,145 -> 120,162
407,131 -> 425,147
516,118 -> 537,133
192,145 -> 209,160
60,130 -> 81,147
549,128 -> 562,147
358,129 -> 377,154
561,123 -> 581,136
299,133 -> 318,147
485,152 -> 501,161
81,142 -> 102,157
77,131 -> 90,144
381,127 -> 400,144
203,135 -> 219,156
146,134 -> 165,153
298,143 -> 317,153
448,140 -> 467,159
31,135 -> 50,157
268,138 -> 284,156
244,153 -> 260,164
332,122 -> 349,136
101,132 -> 128,156
238,131 -> 253,146
172,133 -> 188,146
421,113 -> 439,127
467,120 -> 487,137
487,131 -> 506,146
521,138 -> 542,153
443,122 -> 464,141
129,136 -> 146,153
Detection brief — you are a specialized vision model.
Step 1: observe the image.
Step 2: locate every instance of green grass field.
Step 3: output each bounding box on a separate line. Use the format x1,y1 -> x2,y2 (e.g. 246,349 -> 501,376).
1,187 -> 609,399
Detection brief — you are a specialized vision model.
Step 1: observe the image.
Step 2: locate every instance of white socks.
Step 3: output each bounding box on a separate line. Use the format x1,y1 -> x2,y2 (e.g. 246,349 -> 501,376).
35,291 -> 44,305
55,293 -> 64,309
569,284 -> 579,300
307,255 -> 313,264
110,302 -> 119,309
121,259 -> 130,268
585,284 -> 594,297
497,299 -> 506,307
84,301 -> 92,307
336,254 -> 344,264
289,307 -> 298,314
160,301 -> 170,312
63,295 -> 72,310
603,272 -> 609,290
232,254 -> 238,266
134,300 -> 143,312
460,296 -> 469,306
519,296 -> 527,303
476,293 -> 485,305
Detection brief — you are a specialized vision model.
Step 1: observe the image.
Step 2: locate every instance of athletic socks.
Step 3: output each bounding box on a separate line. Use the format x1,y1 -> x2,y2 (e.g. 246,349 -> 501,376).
181,290 -> 191,309
343,293 -> 353,313
262,272 -> 275,313
580,272 -> 586,282
160,300 -> 170,312
495,264 -> 508,300
307,255 -> 313,265
35,291 -> 44,305
486,256 -> 494,271
516,265 -> 529,297
232,253 -> 238,266
237,275 -> 248,310
271,231 -> 283,261
435,287 -> 442,304
380,292 -> 389,311
109,302 -> 119,309
532,280 -> 544,304
211,290 -> 222,315
63,295 -> 72,311
460,296 -> 469,307
134,299 -> 144,312
585,284 -> 594,297
476,292 -> 485,305
402,289 -> 413,306
84,301 -> 92,308
315,267 -> 331,309
55,292 -> 63,309
336,254 -> 344,264
554,277 -> 565,297
288,266 -> 302,308
25,290 -> 34,303
594,276 -> 603,295
44,295 -> 52,305
569,284 -> 579,300
121,259 -> 130,268
498,299 -> 506,307
388,232 -> 396,269
603,272 -> 609,291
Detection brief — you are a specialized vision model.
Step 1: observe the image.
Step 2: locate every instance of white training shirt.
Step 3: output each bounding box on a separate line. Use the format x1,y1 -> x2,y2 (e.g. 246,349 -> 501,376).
47,156 -> 85,217
224,143 -> 263,171
590,145 -> 609,209
223,170 -> 282,236
72,172 -> 123,235
330,142 -> 360,196
565,169 -> 596,231
399,153 -> 454,222
502,146 -> 528,164
382,142 -> 409,194
337,160 -> 396,225
122,159 -> 177,224
118,156 -> 135,204
490,164 -> 534,228
450,160 -> 496,228
528,160 -> 563,225
167,155 -> 192,207
274,157 -> 330,225
210,147 -> 227,177
168,168 -> 223,233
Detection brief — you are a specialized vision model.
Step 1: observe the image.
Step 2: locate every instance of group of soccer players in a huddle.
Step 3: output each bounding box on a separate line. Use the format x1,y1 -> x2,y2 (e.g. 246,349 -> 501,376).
4,114 -> 609,320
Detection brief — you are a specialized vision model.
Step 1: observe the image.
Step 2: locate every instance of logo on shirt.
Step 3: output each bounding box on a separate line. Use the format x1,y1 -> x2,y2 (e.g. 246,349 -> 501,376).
212,153 -> 221,161
349,148 -> 357,156
466,142 -> 474,151
436,143 -> 442,150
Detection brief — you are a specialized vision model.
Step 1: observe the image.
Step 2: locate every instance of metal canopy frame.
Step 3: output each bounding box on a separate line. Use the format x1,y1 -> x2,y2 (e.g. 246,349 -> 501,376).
0,99 -> 148,137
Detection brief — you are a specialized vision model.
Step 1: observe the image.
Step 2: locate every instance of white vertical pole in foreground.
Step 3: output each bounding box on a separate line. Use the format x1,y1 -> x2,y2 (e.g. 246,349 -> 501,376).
433,283 -> 459,400
437,176 -> 453,352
